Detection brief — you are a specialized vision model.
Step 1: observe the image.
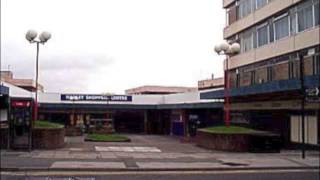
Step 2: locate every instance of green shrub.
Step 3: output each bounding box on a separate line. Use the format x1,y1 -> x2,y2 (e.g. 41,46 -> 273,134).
86,133 -> 129,142
199,126 -> 258,134
34,121 -> 64,129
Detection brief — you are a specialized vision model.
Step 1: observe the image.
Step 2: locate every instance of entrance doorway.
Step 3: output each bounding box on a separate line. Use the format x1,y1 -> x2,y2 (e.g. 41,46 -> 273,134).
9,99 -> 32,150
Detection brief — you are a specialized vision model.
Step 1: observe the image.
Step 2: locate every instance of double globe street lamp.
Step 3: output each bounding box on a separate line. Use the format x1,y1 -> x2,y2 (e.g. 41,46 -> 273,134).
25,30 -> 51,124
214,42 -> 240,127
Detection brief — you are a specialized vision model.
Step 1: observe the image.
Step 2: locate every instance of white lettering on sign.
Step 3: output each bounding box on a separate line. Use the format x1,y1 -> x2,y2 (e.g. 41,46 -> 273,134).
111,96 -> 127,101
61,94 -> 132,102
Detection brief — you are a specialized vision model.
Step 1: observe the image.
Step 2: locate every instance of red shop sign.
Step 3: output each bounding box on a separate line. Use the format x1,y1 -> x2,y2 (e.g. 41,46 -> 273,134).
11,101 -> 31,107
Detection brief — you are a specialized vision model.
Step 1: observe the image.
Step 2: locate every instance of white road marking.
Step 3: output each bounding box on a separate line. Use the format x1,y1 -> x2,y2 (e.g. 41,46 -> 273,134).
50,161 -> 126,169
95,146 -> 161,152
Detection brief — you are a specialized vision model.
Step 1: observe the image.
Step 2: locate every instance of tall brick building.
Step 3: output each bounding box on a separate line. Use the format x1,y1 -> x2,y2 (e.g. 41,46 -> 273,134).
202,0 -> 319,148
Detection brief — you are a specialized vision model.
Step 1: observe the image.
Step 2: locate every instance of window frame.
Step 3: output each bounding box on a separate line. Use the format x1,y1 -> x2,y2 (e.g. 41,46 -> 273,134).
256,22 -> 270,47
255,0 -> 268,10
273,13 -> 290,41
297,0 -> 314,32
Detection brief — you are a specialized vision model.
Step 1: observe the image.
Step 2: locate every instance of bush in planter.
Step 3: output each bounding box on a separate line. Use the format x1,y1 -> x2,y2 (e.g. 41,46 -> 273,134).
34,120 -> 64,129
85,133 -> 130,142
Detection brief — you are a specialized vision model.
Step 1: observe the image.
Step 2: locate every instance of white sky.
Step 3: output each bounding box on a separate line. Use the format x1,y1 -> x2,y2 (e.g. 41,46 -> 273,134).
1,0 -> 225,94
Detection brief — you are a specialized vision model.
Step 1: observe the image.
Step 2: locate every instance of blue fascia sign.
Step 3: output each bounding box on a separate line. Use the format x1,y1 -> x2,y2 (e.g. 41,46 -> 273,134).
61,94 -> 132,102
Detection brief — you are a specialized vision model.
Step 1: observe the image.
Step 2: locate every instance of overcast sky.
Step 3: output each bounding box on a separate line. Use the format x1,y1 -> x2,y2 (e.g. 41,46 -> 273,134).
1,0 -> 225,94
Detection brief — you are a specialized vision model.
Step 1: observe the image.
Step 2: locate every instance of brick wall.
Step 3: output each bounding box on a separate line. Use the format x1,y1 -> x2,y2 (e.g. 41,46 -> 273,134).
0,128 -> 8,149
32,128 -> 65,149
195,130 -> 250,152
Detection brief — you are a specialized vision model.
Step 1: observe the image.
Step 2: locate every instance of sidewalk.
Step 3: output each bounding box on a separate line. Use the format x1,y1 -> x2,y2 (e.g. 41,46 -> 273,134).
1,135 -> 319,171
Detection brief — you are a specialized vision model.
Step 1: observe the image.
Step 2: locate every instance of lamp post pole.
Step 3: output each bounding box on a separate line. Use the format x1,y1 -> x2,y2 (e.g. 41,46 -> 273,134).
299,53 -> 306,159
25,30 -> 51,125
34,42 -> 40,124
225,55 -> 231,127
215,42 -> 240,127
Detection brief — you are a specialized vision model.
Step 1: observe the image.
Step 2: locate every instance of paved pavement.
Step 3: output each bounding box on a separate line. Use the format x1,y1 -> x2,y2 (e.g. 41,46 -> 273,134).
1,170 -> 319,180
1,135 -> 319,171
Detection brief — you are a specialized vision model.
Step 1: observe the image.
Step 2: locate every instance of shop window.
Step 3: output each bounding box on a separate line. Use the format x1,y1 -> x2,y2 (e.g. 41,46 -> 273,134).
240,71 -> 252,87
229,71 -> 238,88
274,14 -> 289,40
250,71 -> 256,85
313,54 -> 320,75
289,59 -> 300,79
267,66 -> 273,82
304,56 -> 314,76
236,73 -> 240,88
255,67 -> 268,84
272,62 -> 289,81
297,0 -> 313,32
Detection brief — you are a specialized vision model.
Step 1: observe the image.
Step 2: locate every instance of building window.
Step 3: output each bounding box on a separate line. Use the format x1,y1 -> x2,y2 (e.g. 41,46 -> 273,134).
267,66 -> 273,81
238,0 -> 253,19
256,23 -> 269,47
274,14 -> 289,40
240,30 -> 253,52
289,59 -> 300,79
250,71 -> 256,85
297,0 -> 314,32
290,8 -> 297,34
314,54 -> 320,75
256,0 -> 268,10
236,69 -> 240,88
314,0 -> 320,25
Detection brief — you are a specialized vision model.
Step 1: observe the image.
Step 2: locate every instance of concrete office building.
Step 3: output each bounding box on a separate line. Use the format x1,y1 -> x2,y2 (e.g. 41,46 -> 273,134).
201,0 -> 320,148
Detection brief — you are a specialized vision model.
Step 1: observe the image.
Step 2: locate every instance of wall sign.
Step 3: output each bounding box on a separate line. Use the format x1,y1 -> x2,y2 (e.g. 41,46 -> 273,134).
61,94 -> 132,102
11,101 -> 32,107
305,87 -> 320,103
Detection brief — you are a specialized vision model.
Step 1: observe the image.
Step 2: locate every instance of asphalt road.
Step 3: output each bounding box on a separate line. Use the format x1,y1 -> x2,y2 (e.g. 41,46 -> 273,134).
1,170 -> 319,180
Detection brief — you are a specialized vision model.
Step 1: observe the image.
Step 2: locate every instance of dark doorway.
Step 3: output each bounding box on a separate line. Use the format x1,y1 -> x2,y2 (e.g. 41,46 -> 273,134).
114,110 -> 144,133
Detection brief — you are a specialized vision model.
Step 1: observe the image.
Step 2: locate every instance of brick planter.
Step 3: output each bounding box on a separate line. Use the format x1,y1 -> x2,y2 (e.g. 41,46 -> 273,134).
195,130 -> 281,152
89,127 -> 114,134
0,127 -> 8,149
32,128 -> 65,149
65,126 -> 82,136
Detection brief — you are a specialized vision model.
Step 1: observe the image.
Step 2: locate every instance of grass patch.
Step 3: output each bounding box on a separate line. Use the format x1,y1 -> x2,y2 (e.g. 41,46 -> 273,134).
86,133 -> 130,142
199,126 -> 259,134
34,120 -> 64,129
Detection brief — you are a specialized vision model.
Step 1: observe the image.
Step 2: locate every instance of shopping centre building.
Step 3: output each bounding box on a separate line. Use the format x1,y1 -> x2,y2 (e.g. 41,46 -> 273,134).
0,74 -> 224,140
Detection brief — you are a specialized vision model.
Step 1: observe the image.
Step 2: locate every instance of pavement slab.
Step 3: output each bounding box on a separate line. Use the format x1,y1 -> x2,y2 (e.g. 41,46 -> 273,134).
136,162 -> 229,169
95,146 -> 161,153
50,161 -> 126,169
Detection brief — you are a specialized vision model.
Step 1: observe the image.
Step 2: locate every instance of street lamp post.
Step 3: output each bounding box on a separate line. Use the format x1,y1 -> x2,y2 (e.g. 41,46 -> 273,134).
214,42 -> 240,127
299,53 -> 306,159
25,30 -> 51,125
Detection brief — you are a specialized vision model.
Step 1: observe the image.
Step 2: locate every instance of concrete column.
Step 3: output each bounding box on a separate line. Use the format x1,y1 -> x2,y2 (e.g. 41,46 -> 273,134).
144,110 -> 148,134
181,109 -> 188,137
